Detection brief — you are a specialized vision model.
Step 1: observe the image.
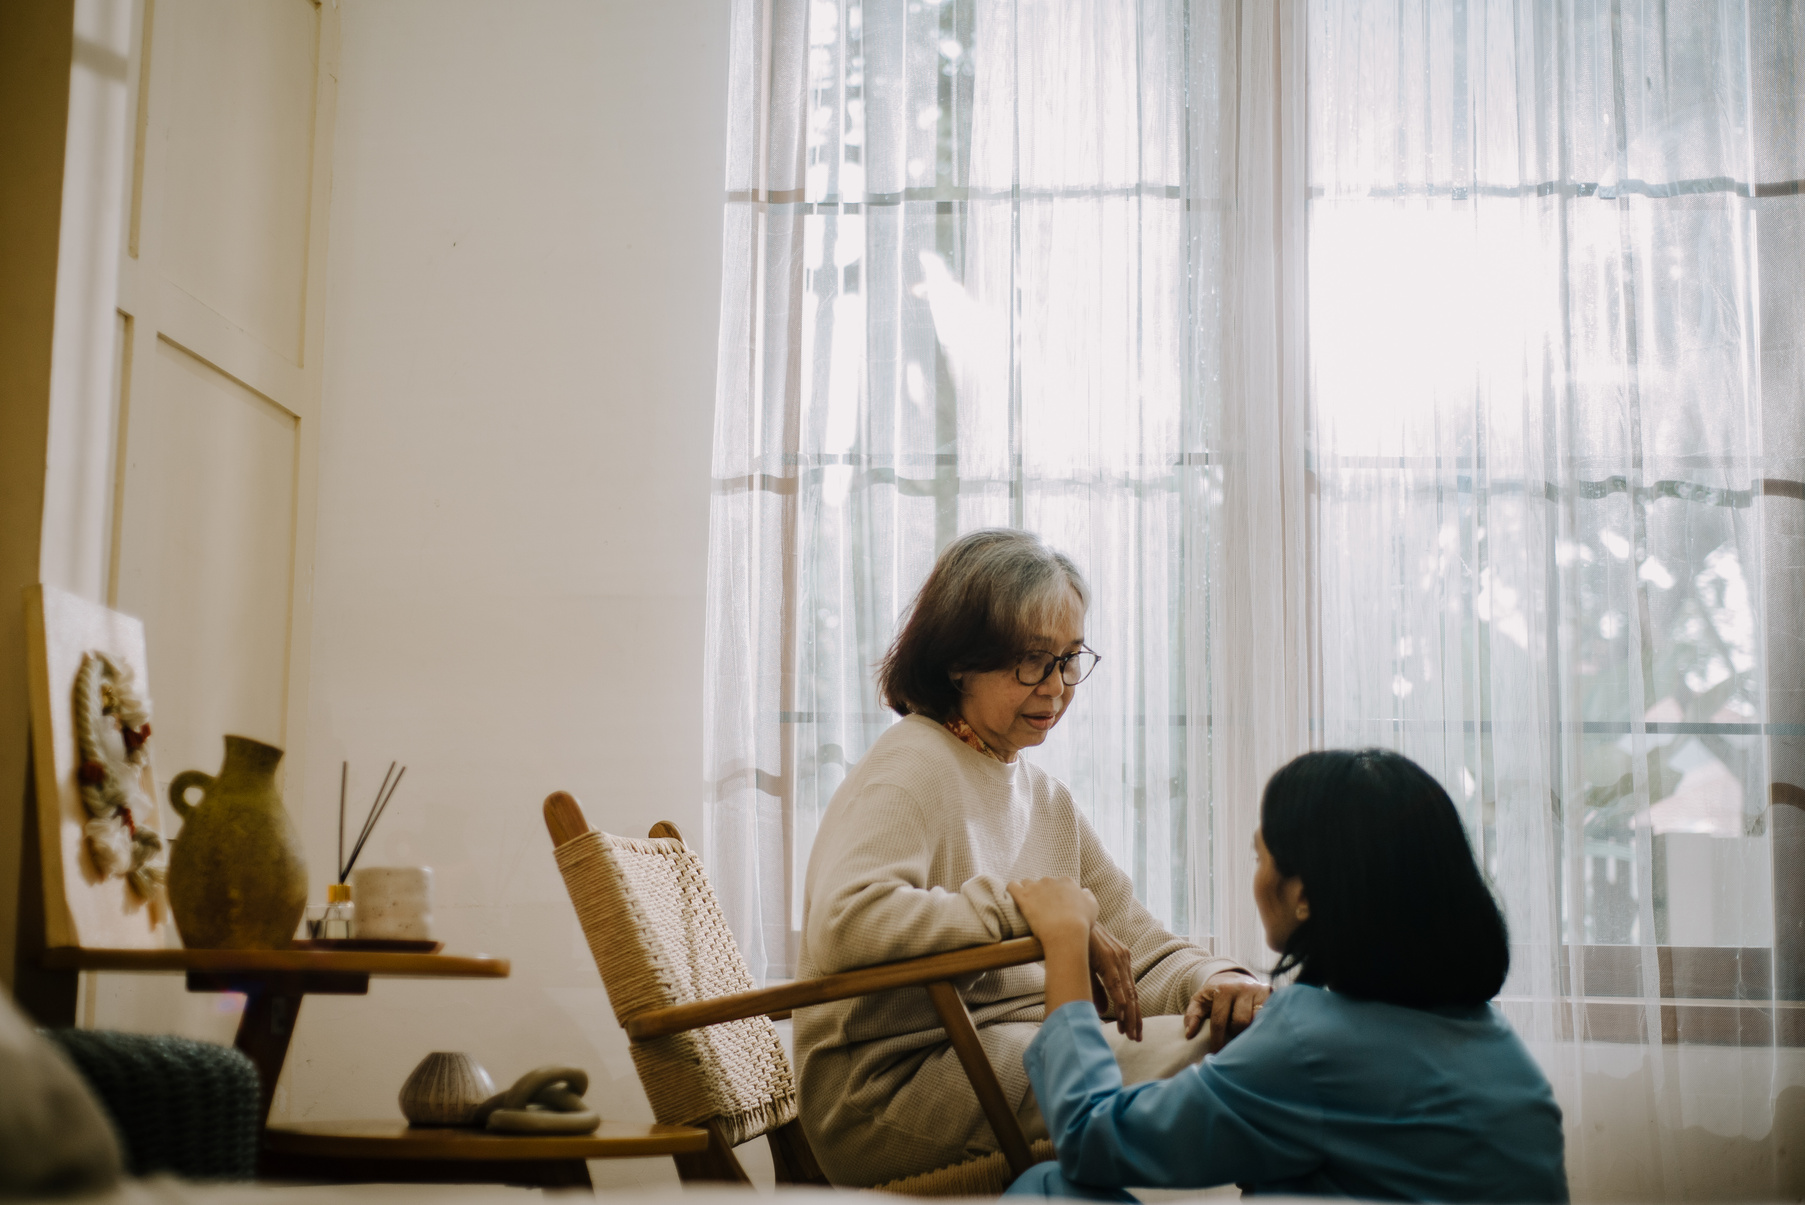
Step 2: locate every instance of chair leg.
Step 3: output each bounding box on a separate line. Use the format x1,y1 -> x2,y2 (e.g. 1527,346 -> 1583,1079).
766,1118 -> 831,1186
925,980 -> 1036,1179
671,1118 -> 752,1185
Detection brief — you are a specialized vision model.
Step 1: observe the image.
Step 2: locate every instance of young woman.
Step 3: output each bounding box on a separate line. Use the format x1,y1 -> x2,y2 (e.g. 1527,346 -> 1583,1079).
1005,749 -> 1569,1202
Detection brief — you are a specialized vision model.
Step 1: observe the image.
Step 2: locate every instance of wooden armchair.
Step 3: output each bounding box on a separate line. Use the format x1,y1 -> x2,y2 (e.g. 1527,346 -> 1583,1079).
544,791 -> 1053,1195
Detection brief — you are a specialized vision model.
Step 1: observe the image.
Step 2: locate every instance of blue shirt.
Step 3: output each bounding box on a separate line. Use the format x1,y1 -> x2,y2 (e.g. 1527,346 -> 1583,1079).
1023,987 -> 1568,1202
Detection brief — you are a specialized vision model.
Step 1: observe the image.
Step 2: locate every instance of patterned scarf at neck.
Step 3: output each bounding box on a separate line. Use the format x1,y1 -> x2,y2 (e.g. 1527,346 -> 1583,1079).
943,715 -> 1010,763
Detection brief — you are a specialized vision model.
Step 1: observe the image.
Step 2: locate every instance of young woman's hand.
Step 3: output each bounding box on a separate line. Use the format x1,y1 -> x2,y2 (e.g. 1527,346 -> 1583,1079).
1007,875 -> 1099,939
1087,923 -> 1144,1041
1008,877 -> 1102,1021
1184,972 -> 1271,1052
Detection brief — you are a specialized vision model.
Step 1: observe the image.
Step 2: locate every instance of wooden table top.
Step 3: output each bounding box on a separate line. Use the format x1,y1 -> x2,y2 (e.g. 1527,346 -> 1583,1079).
263,1119 -> 708,1160
40,947 -> 510,978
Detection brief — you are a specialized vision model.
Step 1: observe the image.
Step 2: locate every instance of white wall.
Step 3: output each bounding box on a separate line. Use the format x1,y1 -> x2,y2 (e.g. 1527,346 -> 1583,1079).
275,0 -> 732,1186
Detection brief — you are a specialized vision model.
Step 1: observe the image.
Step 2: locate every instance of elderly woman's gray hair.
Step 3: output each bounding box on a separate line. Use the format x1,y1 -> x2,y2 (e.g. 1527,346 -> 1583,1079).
877,528 -> 1089,719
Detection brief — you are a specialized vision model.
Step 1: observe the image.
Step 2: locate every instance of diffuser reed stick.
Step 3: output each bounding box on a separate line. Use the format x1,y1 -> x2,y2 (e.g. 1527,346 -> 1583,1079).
337,761 -> 348,884
339,760 -> 407,883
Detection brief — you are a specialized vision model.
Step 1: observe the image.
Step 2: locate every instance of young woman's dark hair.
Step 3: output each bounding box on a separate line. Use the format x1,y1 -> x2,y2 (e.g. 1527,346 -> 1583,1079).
1261,748 -> 1509,1009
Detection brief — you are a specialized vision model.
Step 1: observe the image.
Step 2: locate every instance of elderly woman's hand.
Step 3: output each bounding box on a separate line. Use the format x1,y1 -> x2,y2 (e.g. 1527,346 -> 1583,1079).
1087,922 -> 1143,1042
1184,971 -> 1270,1052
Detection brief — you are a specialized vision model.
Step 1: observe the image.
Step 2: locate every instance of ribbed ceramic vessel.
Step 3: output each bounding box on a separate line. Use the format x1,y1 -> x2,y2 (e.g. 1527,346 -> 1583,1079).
398,1052 -> 496,1127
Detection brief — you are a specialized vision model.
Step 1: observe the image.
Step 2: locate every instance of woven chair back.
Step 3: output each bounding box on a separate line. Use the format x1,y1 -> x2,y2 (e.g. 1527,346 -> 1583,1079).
553,829 -> 796,1147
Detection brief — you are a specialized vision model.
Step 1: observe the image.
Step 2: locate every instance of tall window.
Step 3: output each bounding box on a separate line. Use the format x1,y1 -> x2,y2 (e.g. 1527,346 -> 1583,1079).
705,2 -> 1800,1192
1306,2 -> 1801,1197
703,0 -> 1280,979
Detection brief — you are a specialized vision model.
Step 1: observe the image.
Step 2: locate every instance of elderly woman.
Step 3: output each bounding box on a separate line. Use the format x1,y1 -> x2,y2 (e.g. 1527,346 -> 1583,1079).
794,529 -> 1270,1186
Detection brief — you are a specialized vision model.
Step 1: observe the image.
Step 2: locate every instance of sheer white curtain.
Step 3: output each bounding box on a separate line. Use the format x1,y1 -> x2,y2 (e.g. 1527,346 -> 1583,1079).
1308,1 -> 1804,1197
703,0 -> 1306,981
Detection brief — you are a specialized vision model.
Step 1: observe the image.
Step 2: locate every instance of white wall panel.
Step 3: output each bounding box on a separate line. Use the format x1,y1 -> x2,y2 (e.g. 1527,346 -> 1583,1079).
40,0 -> 133,605
86,0 -> 336,1042
114,336 -> 296,779
155,0 -> 318,364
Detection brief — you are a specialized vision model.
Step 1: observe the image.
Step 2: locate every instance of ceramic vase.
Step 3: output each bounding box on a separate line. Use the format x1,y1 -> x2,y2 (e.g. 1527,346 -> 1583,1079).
399,1052 -> 496,1127
165,735 -> 308,949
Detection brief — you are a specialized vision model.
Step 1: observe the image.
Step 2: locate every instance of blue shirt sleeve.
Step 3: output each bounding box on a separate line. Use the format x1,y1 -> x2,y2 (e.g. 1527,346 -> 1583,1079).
1023,999 -> 1324,1191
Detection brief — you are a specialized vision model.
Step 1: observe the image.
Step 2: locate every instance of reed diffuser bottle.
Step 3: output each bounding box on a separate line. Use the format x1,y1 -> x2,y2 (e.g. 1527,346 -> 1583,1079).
321,882 -> 356,939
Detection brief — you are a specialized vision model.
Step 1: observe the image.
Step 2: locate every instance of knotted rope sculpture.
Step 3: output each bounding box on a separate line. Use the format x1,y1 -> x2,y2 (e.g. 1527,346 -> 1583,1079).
72,651 -> 166,901
474,1066 -> 600,1135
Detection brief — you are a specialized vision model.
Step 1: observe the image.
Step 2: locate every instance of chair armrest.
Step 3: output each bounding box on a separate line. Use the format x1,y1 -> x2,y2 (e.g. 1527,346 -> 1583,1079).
624,936 -> 1045,1040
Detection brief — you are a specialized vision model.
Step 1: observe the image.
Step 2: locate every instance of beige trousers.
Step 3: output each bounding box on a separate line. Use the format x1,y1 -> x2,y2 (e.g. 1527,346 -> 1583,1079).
1014,1013 -> 1210,1141
813,1014 -> 1212,1186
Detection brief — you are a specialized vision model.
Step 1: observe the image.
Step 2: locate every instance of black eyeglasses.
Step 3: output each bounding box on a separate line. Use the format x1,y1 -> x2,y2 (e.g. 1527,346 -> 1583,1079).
1013,646 -> 1101,687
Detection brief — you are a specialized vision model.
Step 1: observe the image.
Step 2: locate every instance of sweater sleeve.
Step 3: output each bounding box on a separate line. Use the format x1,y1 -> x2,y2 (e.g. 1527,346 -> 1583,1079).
1075,809 -> 1251,1015
1023,1000 -> 1322,1191
803,781 -> 1031,975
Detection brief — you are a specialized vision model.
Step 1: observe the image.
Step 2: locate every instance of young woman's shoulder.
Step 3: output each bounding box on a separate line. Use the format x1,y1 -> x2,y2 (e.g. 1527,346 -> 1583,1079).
1269,983 -> 1510,1037
1266,986 -> 1552,1101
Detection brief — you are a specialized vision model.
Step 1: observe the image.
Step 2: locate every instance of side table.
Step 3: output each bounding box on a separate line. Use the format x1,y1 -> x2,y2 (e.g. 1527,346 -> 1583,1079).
261,1121 -> 708,1188
33,947 -> 705,1188
37,946 -> 511,1125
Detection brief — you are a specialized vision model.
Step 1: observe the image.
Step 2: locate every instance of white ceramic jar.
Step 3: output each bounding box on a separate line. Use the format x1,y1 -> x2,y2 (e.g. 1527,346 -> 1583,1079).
350,866 -> 434,941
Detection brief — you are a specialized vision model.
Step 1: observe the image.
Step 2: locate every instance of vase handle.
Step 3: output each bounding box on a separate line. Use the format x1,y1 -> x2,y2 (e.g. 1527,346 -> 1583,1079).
167,770 -> 214,820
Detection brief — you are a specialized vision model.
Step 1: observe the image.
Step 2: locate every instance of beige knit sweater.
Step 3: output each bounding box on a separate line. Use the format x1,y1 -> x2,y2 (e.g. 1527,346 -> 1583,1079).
793,714 -> 1245,1185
